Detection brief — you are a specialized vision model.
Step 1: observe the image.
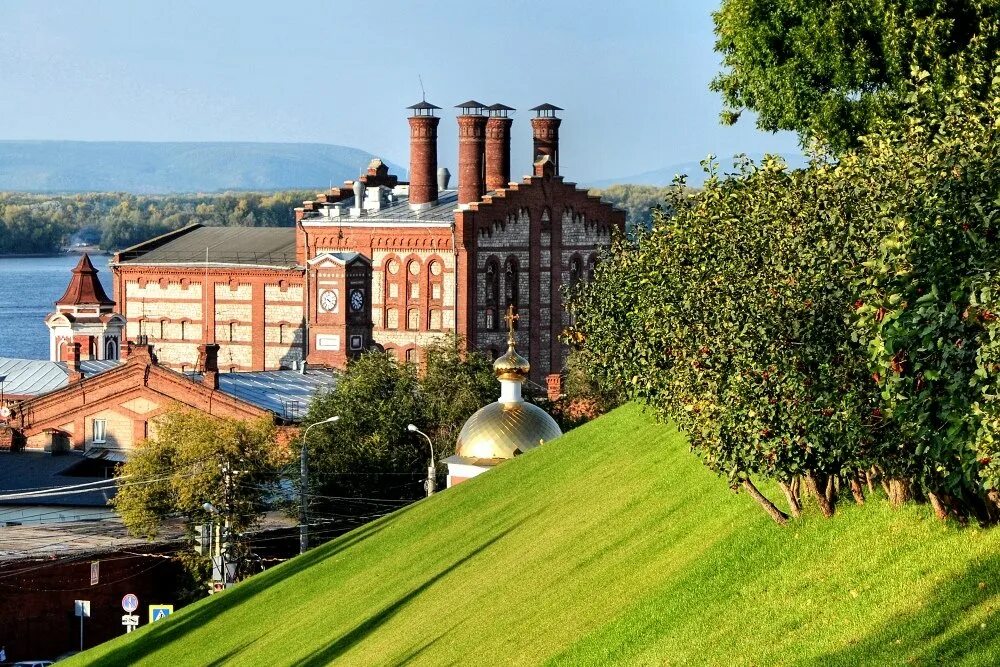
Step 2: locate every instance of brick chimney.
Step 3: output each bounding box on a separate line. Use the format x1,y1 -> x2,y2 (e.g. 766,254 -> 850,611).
197,343 -> 220,390
407,100 -> 441,209
485,103 -> 514,191
546,373 -> 563,402
530,103 -> 563,177
67,342 -> 84,383
456,100 -> 487,205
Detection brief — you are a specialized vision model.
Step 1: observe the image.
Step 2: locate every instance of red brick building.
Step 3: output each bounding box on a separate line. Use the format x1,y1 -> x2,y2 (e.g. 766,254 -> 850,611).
111,101 -> 625,386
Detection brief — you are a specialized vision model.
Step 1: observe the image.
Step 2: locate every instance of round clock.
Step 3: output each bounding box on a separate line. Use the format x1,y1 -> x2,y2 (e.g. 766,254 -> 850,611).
350,289 -> 364,312
319,290 -> 337,312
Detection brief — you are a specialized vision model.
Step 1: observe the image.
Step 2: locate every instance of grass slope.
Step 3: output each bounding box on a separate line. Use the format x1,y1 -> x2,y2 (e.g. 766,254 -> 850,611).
71,405 -> 1000,666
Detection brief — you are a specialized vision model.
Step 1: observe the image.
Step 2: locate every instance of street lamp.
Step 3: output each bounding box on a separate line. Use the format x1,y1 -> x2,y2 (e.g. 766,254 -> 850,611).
300,415 -> 339,554
407,424 -> 436,496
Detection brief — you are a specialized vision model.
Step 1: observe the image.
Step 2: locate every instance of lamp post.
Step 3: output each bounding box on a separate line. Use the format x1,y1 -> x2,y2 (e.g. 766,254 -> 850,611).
300,415 -> 339,554
407,424 -> 436,496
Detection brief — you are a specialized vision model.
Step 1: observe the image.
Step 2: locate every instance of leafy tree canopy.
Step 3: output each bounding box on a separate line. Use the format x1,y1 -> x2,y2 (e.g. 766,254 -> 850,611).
712,0 -> 999,152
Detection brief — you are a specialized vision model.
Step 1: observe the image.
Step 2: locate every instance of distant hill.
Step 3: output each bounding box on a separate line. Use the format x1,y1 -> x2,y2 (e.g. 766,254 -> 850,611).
590,152 -> 808,188
71,404 -> 1000,666
0,141 -> 404,193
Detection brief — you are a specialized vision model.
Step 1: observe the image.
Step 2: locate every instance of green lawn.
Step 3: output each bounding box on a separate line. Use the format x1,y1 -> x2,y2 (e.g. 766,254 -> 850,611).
70,404 -> 1000,666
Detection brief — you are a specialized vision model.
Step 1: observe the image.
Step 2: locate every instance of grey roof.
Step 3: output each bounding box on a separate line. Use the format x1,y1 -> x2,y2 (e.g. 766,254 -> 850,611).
407,101 -> 440,110
116,225 -> 299,268
200,368 -> 338,421
302,189 -> 461,225
0,358 -> 119,397
0,450 -> 113,508
487,103 -> 515,111
530,102 -> 563,111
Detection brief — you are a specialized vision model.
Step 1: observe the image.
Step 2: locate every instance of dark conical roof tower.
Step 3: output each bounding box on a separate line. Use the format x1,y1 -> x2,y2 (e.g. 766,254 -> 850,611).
56,254 -> 114,307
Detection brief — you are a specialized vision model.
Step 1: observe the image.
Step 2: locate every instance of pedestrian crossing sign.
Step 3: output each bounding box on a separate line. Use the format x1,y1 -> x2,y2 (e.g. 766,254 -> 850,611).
149,604 -> 174,623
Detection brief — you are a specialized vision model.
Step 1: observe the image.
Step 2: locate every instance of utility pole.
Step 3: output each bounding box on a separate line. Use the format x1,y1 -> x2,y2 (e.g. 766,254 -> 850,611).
407,424 -> 436,496
300,416 -> 340,554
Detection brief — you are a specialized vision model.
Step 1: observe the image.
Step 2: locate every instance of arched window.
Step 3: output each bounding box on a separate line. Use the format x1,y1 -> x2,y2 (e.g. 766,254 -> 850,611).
427,259 -> 443,302
484,257 -> 501,330
569,254 -> 584,288
405,347 -> 417,363
407,308 -> 420,331
504,257 -> 519,315
407,260 -> 421,299
104,338 -> 118,361
228,322 -> 236,342
386,307 -> 399,329
278,323 -> 287,344
429,309 -> 442,331
587,254 -> 598,282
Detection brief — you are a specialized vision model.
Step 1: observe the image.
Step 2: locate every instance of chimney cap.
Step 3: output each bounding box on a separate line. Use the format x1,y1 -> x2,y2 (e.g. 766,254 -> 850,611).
408,100 -> 441,116
487,103 -> 516,117
455,100 -> 487,115
530,103 -> 563,117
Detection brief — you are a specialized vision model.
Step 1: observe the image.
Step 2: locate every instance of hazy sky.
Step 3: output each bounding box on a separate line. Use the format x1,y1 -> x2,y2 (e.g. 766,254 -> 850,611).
0,0 -> 801,182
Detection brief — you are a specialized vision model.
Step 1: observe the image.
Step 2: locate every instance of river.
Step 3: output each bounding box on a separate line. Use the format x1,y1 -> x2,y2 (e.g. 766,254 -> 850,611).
0,254 -> 113,360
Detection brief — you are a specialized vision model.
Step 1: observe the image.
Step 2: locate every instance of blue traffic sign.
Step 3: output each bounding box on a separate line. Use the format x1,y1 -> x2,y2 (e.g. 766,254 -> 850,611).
149,604 -> 174,622
122,593 -> 139,613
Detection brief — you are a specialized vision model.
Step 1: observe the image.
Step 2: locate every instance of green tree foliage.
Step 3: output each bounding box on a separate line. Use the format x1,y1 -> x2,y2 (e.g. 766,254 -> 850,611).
852,68 -> 1000,519
0,190 -> 312,255
570,158 -> 885,522
113,407 -> 284,579
301,342 -> 498,505
712,0 -> 999,152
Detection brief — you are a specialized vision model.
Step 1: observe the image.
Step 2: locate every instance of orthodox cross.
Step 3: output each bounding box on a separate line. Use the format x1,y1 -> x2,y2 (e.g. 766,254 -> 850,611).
504,304 -> 519,342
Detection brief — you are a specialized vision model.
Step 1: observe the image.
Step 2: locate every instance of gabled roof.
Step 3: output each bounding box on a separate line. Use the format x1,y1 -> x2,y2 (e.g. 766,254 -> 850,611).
0,357 -> 119,397
56,254 -> 114,307
115,224 -> 299,268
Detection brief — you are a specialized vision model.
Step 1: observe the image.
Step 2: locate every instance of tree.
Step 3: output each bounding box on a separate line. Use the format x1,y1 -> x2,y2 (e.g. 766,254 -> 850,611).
113,407 -> 284,580
568,156 -> 887,523
712,0 -> 999,152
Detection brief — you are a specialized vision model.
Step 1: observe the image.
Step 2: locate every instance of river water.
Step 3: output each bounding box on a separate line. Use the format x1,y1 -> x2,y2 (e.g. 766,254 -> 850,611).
0,254 -> 113,360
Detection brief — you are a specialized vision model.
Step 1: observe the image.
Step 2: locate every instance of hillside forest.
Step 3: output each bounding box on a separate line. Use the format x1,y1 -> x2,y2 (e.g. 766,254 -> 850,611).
0,186 -> 665,256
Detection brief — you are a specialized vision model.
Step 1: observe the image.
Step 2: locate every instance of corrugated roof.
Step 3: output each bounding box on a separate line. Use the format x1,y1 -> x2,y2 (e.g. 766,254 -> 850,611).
302,189 -> 460,225
0,451 -> 112,508
116,226 -> 299,268
204,368 -> 338,421
0,358 -> 119,397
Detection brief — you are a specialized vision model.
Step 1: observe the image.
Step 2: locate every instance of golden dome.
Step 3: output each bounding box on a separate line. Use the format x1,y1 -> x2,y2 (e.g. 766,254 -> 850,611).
493,345 -> 530,381
455,400 -> 562,460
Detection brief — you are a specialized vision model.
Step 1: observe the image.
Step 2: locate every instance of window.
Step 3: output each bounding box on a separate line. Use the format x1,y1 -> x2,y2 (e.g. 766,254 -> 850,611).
569,255 -> 584,288
386,307 -> 399,329
587,254 -> 598,282
432,283 -> 441,300
484,257 -> 501,330
279,323 -> 287,344
179,321 -> 187,341
407,308 -> 420,331
92,419 -> 107,444
504,257 -> 519,315
389,283 -> 399,299
429,309 -> 442,331
104,338 -> 118,361
410,283 -> 419,299
229,322 -> 236,342
405,348 -> 416,363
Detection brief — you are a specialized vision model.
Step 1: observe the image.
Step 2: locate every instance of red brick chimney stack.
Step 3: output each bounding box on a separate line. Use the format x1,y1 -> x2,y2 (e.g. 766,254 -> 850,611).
197,343 -> 220,390
530,103 -> 563,177
456,100 -> 487,205
485,103 -> 514,191
407,101 -> 441,209
67,342 -> 84,383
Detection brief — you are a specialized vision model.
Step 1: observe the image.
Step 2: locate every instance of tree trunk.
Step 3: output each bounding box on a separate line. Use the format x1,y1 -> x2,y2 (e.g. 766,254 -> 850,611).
805,472 -> 835,518
866,469 -> 876,494
987,490 -> 1000,523
850,476 -> 865,505
742,478 -> 789,525
888,478 -> 912,507
778,480 -> 802,519
927,491 -> 949,521
827,475 -> 839,506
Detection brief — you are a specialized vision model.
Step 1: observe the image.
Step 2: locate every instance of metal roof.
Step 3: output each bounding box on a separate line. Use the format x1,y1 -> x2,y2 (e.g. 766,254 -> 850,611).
210,368 -> 338,421
530,103 -> 563,111
407,101 -> 441,110
0,450 -> 113,508
0,358 -> 119,397
116,226 -> 299,268
301,189 -> 461,226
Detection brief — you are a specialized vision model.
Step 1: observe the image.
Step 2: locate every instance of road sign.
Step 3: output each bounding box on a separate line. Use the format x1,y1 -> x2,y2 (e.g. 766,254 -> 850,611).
122,593 -> 139,613
90,561 -> 99,586
149,604 -> 173,623
122,614 -> 140,633
74,599 -> 91,618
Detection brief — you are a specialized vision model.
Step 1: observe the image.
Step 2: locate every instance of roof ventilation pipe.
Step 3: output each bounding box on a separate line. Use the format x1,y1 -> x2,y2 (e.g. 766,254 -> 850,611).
530,103 -> 563,176
485,104 -> 514,190
437,167 -> 451,192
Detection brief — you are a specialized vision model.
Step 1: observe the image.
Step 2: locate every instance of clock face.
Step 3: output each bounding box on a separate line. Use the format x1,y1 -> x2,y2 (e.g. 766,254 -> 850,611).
350,288 -> 364,312
319,290 -> 337,312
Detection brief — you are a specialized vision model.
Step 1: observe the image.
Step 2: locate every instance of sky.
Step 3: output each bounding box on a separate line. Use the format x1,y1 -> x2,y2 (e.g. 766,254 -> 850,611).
0,0 -> 801,183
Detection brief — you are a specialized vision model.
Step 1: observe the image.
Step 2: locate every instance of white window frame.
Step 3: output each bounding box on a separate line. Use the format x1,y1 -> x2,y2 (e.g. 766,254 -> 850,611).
92,419 -> 107,444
